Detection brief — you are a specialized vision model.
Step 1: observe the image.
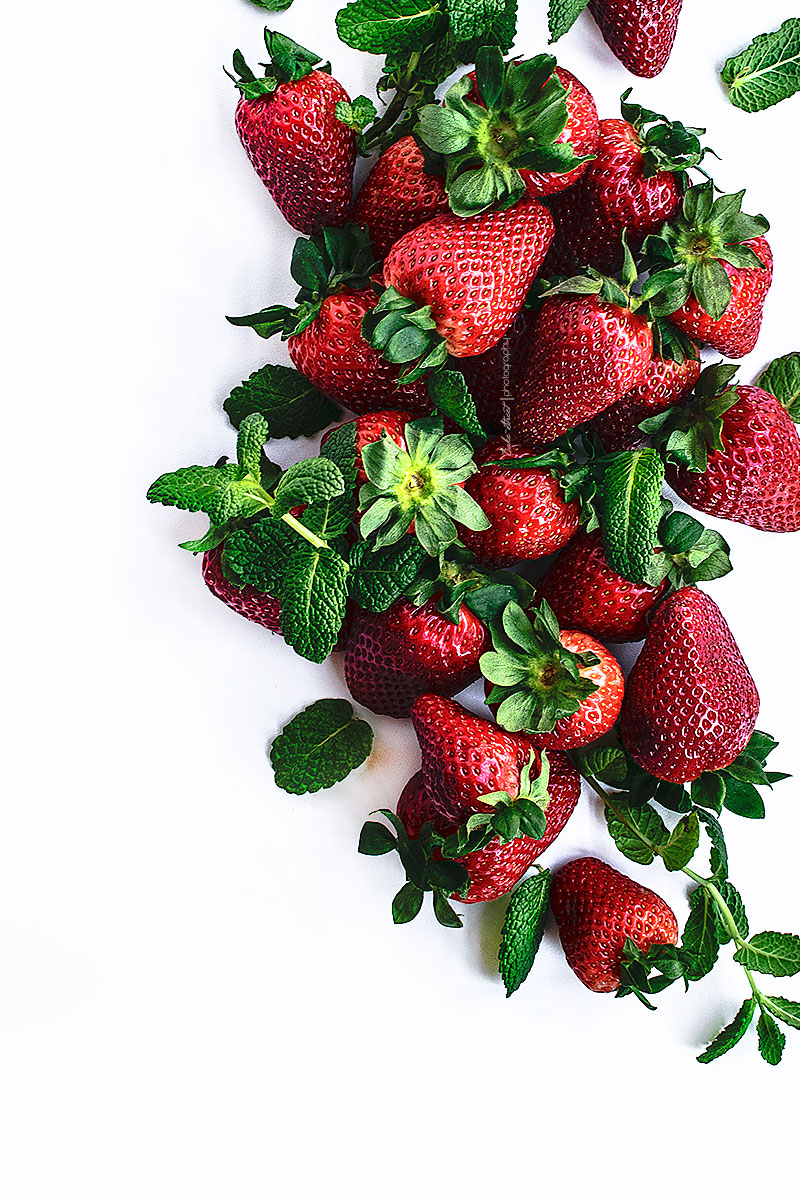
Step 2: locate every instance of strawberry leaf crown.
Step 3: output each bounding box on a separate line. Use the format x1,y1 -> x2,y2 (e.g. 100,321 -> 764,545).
481,600 -> 600,734
227,224 -> 378,339
616,938 -> 688,1008
619,89 -> 711,179
361,285 -> 449,384
650,504 -> 733,589
414,47 -> 591,217
537,229 -> 645,312
358,416 -> 491,557
640,362 -> 740,472
405,545 -> 535,625
226,29 -> 329,98
641,182 -> 770,322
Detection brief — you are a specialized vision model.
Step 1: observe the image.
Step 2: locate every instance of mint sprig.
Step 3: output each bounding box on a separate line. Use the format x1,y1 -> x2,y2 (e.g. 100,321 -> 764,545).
271,699 -> 374,794
223,363 -> 340,438
722,18 -> 800,113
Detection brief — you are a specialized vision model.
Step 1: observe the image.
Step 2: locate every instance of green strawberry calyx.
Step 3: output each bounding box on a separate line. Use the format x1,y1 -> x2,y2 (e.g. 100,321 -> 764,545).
619,90 -> 712,180
640,362 -> 740,472
414,47 -> 592,218
225,29 -> 329,98
359,417 -> 490,557
647,502 -> 733,590
405,545 -> 534,625
641,182 -> 770,322
360,285 -> 449,384
538,229 -> 647,314
227,224 -> 378,340
481,600 -> 600,734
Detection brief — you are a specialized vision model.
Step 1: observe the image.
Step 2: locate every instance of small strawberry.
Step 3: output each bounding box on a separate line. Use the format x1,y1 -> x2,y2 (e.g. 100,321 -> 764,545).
228,31 -> 355,235
202,544 -> 282,633
551,857 -> 679,993
351,136 -> 448,260
589,348 -> 700,452
481,600 -> 624,750
619,586 -> 759,783
228,225 -> 429,415
642,183 -> 772,358
459,438 -> 581,569
588,0 -> 684,79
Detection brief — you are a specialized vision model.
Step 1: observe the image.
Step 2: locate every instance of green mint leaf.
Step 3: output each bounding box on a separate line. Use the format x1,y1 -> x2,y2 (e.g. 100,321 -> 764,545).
762,995 -> 800,1030
734,932 -> 800,978
721,18 -> 800,113
272,457 -> 345,519
224,364 -> 340,438
432,890 -> 464,928
248,0 -> 294,10
236,413 -> 270,479
698,810 -> 728,881
682,887 -> 721,981
547,0 -> 590,41
601,449 -> 665,584
223,518 -> 295,594
445,0 -> 517,53
336,0 -> 443,55
498,871 -> 551,997
697,997 -> 757,1064
661,812 -> 700,872
147,463 -> 266,525
304,424 -> 359,540
280,548 -> 349,662
359,821 -> 398,855
576,746 -> 629,786
605,801 -> 669,866
714,881 -> 749,944
757,1009 -> 786,1065
336,96 -> 379,135
759,352 -> 800,422
180,525 -> 228,555
348,537 -> 428,611
270,699 -> 373,794
427,370 -> 487,439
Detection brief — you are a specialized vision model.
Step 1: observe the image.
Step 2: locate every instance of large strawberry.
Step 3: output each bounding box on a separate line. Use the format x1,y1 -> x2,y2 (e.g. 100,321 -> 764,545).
228,225 -> 429,414
228,31 -> 355,235
543,95 -> 706,276
363,199 -> 554,381
642,183 -> 772,358
481,600 -> 624,750
589,347 -> 700,452
620,586 -> 759,783
551,857 -> 679,992
414,48 -> 598,217
459,438 -> 581,569
588,0 -> 684,78
351,136 -> 448,260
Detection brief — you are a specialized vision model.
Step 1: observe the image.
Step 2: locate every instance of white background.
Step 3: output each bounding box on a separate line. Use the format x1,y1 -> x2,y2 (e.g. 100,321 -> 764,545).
4,1 -> 800,1195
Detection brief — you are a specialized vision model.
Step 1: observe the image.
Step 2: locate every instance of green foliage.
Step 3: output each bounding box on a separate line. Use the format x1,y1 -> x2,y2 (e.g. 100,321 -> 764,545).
498,871 -> 551,997
224,364 -> 340,438
722,18 -> 800,113
248,0 -> 294,10
445,0 -> 516,50
757,1009 -> 786,1065
600,449 -> 665,585
697,997 -> 756,1064
616,939 -> 687,1009
547,0 -> 589,42
440,750 -> 551,856
734,932 -> 800,978
272,456 -> 346,518
270,699 -> 373,793
358,810 -> 470,928
427,370 -> 486,438
336,0 -> 444,54
347,538 -> 428,611
224,519 -> 295,594
759,352 -> 800,422
681,887 -> 721,981
280,547 -> 349,662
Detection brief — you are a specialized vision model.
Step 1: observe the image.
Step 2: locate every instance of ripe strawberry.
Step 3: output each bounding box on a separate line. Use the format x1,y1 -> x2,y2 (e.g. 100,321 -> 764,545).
322,409 -> 414,486
455,311 -> 533,433
366,199 -> 554,380
202,544 -> 282,633
397,758 -> 580,904
589,350 -> 700,452
537,531 -> 668,642
460,438 -> 581,569
513,294 -> 653,443
344,596 -> 489,718
668,236 -> 772,358
351,136 -> 448,260
551,857 -> 679,992
228,32 -> 355,235
620,586 -> 759,783
588,0 -> 684,78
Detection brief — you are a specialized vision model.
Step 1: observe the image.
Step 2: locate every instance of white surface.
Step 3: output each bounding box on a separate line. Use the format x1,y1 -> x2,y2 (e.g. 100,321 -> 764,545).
4,1 -> 800,1196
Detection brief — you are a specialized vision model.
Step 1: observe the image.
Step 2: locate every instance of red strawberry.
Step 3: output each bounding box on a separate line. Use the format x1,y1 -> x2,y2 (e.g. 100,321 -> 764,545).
321,409 -> 414,487
397,758 -> 580,904
620,586 -> 759,783
460,438 -> 581,569
513,295 -> 653,443
589,351 -> 700,452
666,385 -> 800,533
551,857 -> 679,992
455,311 -> 534,433
229,33 -> 354,235
344,597 -> 488,719
202,545 -> 282,633
351,136 -> 448,260
537,531 -> 668,642
588,0 -> 684,78
668,236 -> 772,359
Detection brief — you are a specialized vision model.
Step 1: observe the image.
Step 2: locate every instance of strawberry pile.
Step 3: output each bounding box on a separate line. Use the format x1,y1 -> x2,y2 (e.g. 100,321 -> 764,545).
149,7 -> 800,1066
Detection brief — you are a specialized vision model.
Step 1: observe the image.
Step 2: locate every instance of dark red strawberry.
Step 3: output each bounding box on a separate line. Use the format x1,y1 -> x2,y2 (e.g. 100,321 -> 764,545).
588,0 -> 684,78
322,409 -> 414,486
455,311 -> 534,433
460,438 -> 581,569
228,32 -> 354,235
351,136 -> 448,259
589,351 -> 700,452
551,857 -> 679,992
202,544 -> 282,633
620,586 -> 759,783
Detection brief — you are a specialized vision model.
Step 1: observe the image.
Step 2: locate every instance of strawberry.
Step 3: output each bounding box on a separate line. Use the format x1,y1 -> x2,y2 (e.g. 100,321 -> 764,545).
202,544 -> 282,633
551,857 -> 679,992
459,438 -> 581,569
351,136 -> 448,260
228,31 -> 355,235
543,95 -> 705,276
619,586 -> 759,783
321,409 -> 414,487
589,349 -> 700,452
481,600 -> 624,750
588,0 -> 684,79
455,311 -> 533,433
642,183 -> 772,359
363,198 -> 554,380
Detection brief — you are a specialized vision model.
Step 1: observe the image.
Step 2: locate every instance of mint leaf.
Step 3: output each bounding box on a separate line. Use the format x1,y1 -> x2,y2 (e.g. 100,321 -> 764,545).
271,699 -> 373,794
697,997 -> 756,1064
348,538 -> 428,611
336,0 -> 443,54
445,0 -> 517,52
713,881 -> 749,944
548,0 -> 589,42
734,932 -> 800,978
237,414 -> 270,479
147,464 -> 268,525
280,547 -> 349,662
757,1009 -> 786,1065
428,370 -> 487,438
661,812 -> 700,872
224,519 -> 295,593
605,801 -> 669,866
272,457 -> 345,519
498,871 -> 551,997
305,424 -> 359,540
248,0 -> 294,10
762,995 -> 800,1030
682,887 -> 721,981
224,364 -> 340,438
698,810 -> 728,881
601,449 -> 665,585
722,18 -> 800,113
576,746 -> 628,785
759,352 -> 800,421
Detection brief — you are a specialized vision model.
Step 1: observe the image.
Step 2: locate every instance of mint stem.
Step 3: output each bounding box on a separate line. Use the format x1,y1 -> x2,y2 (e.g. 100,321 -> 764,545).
363,52 -> 421,155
